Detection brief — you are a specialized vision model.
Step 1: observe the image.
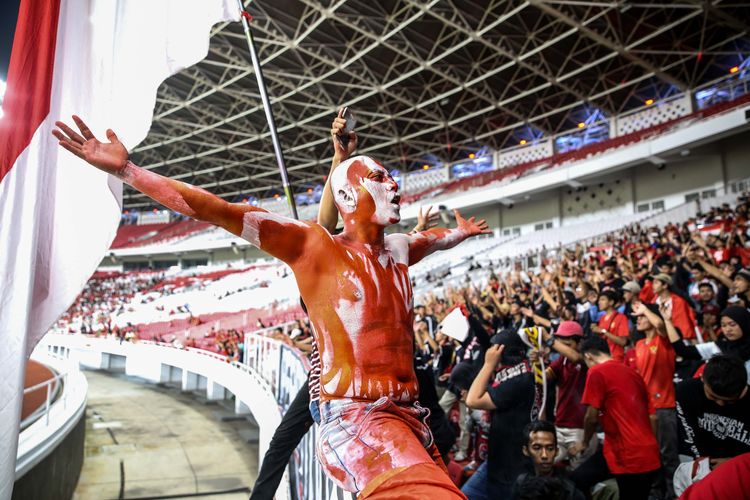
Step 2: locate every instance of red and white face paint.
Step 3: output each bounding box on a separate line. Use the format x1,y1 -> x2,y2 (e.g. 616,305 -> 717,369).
331,155 -> 401,226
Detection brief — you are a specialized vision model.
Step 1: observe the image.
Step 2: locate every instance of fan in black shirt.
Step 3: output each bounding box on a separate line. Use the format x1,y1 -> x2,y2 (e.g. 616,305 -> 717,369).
676,354 -> 750,460
463,330 -> 536,499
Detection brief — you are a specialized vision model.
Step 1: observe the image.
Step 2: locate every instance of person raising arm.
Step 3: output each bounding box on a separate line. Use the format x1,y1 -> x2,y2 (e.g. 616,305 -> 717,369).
53,116 -> 313,265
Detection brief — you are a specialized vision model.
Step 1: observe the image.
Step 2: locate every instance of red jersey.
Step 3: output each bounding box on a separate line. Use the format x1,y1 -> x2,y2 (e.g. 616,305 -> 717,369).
680,453 -> 750,499
598,311 -> 629,362
634,335 -> 676,410
582,360 -> 661,474
639,280 -> 655,304
656,294 -> 697,340
549,357 -> 587,428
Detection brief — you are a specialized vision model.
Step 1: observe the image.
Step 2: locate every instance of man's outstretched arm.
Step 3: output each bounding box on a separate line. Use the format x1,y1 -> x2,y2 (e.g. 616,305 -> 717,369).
53,115 -> 310,264
392,209 -> 490,266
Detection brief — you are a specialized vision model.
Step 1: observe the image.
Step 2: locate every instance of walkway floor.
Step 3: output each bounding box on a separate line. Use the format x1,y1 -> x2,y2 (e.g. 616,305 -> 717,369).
73,370 -> 259,500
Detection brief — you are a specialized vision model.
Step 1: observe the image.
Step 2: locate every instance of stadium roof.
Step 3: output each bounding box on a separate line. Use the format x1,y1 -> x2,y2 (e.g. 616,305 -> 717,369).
126,0 -> 750,209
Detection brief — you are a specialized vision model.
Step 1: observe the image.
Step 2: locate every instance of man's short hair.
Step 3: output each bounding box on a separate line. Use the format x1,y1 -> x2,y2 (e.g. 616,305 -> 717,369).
523,420 -> 557,447
580,336 -> 610,356
703,355 -> 747,398
599,289 -> 619,303
517,476 -> 568,500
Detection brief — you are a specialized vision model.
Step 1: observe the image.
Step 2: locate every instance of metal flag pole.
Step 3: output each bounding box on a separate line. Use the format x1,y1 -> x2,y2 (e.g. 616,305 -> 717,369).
236,1 -> 299,220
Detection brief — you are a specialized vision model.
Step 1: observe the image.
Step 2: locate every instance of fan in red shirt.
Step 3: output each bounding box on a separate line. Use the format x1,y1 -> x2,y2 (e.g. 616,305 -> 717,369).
650,273 -> 698,341
570,336 -> 661,500
591,290 -> 629,362
679,453 -> 750,499
541,321 -> 597,468
631,302 -> 679,499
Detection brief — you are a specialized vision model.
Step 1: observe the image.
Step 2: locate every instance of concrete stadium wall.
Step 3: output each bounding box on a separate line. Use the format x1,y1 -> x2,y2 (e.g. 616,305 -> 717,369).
722,131 -> 750,183
500,195 -> 560,233
12,411 -> 85,500
632,149 -> 725,211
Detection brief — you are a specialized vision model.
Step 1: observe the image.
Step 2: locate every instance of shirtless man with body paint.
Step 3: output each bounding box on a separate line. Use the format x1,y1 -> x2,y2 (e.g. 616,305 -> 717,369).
53,115 -> 489,498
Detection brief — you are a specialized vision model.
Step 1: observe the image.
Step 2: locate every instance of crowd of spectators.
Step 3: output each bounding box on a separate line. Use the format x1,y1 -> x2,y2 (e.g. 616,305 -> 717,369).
54,190 -> 750,499
52,270 -> 165,338
398,193 -> 750,499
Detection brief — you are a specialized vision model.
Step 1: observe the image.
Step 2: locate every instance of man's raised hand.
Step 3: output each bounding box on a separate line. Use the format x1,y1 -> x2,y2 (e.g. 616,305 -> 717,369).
52,115 -> 128,176
331,108 -> 358,159
413,205 -> 439,232
454,209 -> 491,237
484,344 -> 505,368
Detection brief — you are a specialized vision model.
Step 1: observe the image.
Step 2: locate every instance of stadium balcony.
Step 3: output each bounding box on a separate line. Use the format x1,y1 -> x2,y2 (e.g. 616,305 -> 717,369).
400,87 -> 750,207
50,262 -> 307,355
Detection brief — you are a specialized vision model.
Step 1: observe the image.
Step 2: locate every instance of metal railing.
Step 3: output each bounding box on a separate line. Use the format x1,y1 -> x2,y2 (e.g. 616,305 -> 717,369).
20,351 -> 78,431
242,327 -> 355,500
16,346 -> 88,480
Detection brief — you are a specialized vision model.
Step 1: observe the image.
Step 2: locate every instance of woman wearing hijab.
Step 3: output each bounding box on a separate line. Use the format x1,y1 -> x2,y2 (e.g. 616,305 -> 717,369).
663,305 -> 750,382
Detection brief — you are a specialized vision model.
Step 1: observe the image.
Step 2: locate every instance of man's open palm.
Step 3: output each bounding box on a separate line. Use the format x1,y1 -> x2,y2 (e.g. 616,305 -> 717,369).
454,209 -> 491,236
52,115 -> 128,175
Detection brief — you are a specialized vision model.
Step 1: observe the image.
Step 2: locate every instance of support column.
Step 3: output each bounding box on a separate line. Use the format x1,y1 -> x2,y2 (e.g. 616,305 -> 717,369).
206,380 -> 226,401
235,399 -> 251,415
182,370 -> 199,391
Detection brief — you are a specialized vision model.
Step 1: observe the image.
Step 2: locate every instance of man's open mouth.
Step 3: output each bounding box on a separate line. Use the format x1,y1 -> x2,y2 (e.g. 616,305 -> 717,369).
391,194 -> 401,205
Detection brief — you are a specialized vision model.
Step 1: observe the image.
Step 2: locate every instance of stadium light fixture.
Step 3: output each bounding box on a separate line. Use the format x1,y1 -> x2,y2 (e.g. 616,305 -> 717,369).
422,164 -> 429,170
730,66 -> 739,74
645,99 -> 654,106
519,139 -> 527,145
468,153 -> 476,159
307,188 -> 313,193
577,122 -> 585,129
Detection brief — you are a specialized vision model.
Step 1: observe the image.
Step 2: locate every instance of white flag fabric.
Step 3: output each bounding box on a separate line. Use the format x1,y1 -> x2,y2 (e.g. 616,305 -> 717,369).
0,1 -> 239,497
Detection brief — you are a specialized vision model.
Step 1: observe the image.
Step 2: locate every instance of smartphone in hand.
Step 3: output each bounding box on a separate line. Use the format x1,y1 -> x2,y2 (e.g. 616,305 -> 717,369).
338,107 -> 356,149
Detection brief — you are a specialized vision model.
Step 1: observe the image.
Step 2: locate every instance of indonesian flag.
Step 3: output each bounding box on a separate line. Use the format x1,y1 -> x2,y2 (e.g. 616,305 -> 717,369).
0,1 -> 238,495
697,221 -> 724,236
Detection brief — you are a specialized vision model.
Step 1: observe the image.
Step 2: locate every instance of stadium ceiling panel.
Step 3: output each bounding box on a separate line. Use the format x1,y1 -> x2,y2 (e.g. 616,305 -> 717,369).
125,0 -> 750,208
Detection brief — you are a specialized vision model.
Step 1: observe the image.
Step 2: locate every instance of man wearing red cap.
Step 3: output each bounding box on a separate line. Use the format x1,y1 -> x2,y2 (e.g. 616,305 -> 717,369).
540,322 -> 597,469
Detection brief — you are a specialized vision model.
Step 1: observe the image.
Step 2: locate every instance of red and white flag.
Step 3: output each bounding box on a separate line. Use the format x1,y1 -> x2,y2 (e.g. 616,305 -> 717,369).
0,1 -> 238,496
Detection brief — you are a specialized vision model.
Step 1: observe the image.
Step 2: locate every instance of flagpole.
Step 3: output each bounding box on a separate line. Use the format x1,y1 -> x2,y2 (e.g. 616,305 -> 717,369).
236,1 -> 299,220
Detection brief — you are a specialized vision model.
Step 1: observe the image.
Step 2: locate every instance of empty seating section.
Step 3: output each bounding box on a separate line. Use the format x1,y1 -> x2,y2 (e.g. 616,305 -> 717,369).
110,223 -> 170,248
112,219 -> 212,249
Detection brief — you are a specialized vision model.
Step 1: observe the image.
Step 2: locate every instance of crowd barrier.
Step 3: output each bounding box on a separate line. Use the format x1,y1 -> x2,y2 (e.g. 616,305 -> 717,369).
243,327 -> 357,500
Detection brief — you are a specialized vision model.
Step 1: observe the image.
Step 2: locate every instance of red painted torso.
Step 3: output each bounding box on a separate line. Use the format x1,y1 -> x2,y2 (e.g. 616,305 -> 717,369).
293,228 -> 418,403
